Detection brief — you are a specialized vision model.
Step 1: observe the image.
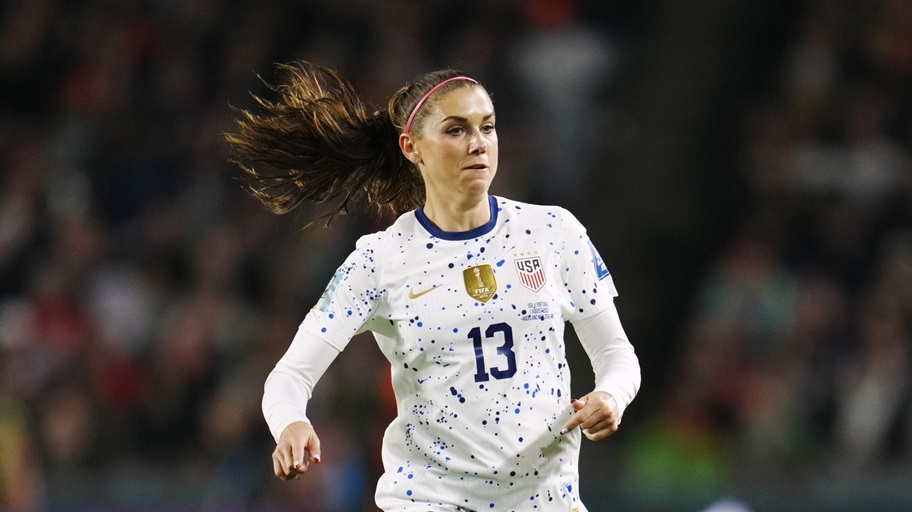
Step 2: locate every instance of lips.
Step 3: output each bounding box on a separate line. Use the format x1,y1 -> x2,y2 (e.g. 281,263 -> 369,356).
464,163 -> 488,170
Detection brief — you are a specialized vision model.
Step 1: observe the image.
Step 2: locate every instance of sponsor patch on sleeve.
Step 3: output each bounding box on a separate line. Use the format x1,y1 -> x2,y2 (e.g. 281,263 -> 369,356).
588,240 -> 610,280
315,269 -> 344,312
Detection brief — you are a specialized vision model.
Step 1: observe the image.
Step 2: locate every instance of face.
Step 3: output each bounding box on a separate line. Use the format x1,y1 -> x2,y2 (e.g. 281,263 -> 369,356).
401,86 -> 498,207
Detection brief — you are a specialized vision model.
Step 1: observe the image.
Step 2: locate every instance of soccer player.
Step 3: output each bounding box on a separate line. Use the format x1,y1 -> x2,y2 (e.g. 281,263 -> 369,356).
226,62 -> 641,511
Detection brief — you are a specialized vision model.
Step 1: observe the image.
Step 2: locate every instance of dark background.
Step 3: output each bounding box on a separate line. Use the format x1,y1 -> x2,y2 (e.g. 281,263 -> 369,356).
1,0 -> 911,510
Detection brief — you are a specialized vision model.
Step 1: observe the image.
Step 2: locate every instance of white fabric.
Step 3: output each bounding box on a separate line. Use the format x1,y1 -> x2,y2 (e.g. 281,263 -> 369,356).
262,196 -> 640,511
262,326 -> 340,442
572,302 -> 641,420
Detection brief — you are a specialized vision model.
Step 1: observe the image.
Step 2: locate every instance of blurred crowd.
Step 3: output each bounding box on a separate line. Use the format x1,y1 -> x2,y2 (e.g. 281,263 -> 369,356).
620,0 -> 912,506
0,0 -> 911,511
0,0 -> 621,510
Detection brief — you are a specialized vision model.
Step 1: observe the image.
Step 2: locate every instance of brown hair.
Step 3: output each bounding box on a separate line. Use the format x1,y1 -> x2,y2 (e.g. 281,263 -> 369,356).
225,62 -> 479,225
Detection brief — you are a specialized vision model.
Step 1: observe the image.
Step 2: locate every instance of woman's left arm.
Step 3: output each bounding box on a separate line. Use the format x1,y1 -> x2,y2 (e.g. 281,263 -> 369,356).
561,301 -> 641,440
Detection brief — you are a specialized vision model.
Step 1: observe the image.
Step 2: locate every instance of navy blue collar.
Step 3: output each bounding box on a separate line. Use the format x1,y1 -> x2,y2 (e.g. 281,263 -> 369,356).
415,195 -> 498,241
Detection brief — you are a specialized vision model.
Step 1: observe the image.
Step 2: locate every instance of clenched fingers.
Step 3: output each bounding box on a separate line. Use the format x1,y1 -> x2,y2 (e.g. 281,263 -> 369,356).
272,421 -> 322,480
560,391 -> 620,440
273,444 -> 305,480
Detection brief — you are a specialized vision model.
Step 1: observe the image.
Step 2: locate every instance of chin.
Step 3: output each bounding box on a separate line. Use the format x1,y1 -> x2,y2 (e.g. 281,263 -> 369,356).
465,182 -> 492,198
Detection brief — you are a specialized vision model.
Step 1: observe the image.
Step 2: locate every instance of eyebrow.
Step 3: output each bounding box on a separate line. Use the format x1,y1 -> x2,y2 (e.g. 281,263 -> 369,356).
438,113 -> 496,124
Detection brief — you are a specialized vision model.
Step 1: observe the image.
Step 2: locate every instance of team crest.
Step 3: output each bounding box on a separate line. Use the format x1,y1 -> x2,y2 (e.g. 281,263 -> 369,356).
463,264 -> 496,303
514,256 -> 545,292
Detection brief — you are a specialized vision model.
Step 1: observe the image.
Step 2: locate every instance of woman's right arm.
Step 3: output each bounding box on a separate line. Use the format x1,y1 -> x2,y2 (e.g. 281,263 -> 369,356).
263,325 -> 341,480
264,234 -> 382,480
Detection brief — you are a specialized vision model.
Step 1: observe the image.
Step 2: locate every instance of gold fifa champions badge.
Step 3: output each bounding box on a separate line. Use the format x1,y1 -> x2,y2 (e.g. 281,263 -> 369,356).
463,264 -> 496,303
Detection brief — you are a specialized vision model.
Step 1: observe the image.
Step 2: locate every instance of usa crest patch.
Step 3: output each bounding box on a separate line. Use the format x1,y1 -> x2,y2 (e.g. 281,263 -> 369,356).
514,256 -> 545,292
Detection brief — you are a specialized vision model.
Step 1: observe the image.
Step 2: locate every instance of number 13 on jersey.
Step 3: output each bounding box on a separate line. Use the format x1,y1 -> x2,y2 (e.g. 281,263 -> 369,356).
469,322 -> 517,382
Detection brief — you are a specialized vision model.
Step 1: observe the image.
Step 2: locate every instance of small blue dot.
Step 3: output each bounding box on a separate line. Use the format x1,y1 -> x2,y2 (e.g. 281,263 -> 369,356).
321,327 -> 327,333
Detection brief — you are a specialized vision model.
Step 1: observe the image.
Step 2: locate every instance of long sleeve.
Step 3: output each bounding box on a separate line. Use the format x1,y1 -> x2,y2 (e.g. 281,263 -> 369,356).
262,325 -> 342,442
572,299 -> 641,419
263,233 -> 382,443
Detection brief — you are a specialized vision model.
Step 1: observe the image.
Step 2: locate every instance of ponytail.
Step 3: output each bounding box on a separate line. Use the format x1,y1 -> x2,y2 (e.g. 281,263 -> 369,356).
225,62 -> 422,225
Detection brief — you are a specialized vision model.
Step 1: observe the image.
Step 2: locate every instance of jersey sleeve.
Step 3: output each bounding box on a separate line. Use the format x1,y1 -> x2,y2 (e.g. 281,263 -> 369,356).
262,235 -> 383,442
573,303 -> 641,419
262,327 -> 341,442
299,234 -> 383,351
559,208 -> 618,323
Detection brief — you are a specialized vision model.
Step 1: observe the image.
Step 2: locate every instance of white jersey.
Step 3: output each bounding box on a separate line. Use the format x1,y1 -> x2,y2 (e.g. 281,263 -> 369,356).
299,196 -> 620,511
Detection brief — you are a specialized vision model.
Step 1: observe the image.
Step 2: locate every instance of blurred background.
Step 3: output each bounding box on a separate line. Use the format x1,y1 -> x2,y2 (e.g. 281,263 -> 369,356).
1,0 -> 911,510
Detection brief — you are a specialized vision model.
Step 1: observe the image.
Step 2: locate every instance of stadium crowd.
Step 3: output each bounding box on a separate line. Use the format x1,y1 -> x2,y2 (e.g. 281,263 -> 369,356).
0,0 -> 910,511
620,0 -> 912,508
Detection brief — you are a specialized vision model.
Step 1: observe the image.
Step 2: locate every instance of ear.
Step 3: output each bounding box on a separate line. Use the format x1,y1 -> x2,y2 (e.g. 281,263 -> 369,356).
399,133 -> 422,165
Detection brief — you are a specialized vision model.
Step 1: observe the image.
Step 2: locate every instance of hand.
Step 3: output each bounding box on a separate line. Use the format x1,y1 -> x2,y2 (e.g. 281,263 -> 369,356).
272,421 -> 322,480
559,391 -> 620,441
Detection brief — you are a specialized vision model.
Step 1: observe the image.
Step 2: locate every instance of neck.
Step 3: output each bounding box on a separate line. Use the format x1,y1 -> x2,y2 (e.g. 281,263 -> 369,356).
422,194 -> 491,232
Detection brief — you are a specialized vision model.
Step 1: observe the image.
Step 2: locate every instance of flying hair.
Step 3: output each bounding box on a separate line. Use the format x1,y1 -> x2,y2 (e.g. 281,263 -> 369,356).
225,62 -> 480,226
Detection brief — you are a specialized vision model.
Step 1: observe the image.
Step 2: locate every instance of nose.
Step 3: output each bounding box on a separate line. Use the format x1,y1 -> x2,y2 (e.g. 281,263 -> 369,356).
469,130 -> 487,154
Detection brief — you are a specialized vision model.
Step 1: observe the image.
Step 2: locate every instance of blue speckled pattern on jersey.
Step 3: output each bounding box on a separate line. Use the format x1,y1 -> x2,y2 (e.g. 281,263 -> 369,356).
302,196 -> 617,511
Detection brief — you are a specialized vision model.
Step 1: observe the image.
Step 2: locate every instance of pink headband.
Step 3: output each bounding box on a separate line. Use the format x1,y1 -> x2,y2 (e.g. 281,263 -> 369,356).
404,76 -> 478,134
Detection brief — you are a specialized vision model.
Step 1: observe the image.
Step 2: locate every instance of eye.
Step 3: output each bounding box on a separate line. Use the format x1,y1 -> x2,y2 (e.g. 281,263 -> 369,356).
481,123 -> 495,134
446,126 -> 465,136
